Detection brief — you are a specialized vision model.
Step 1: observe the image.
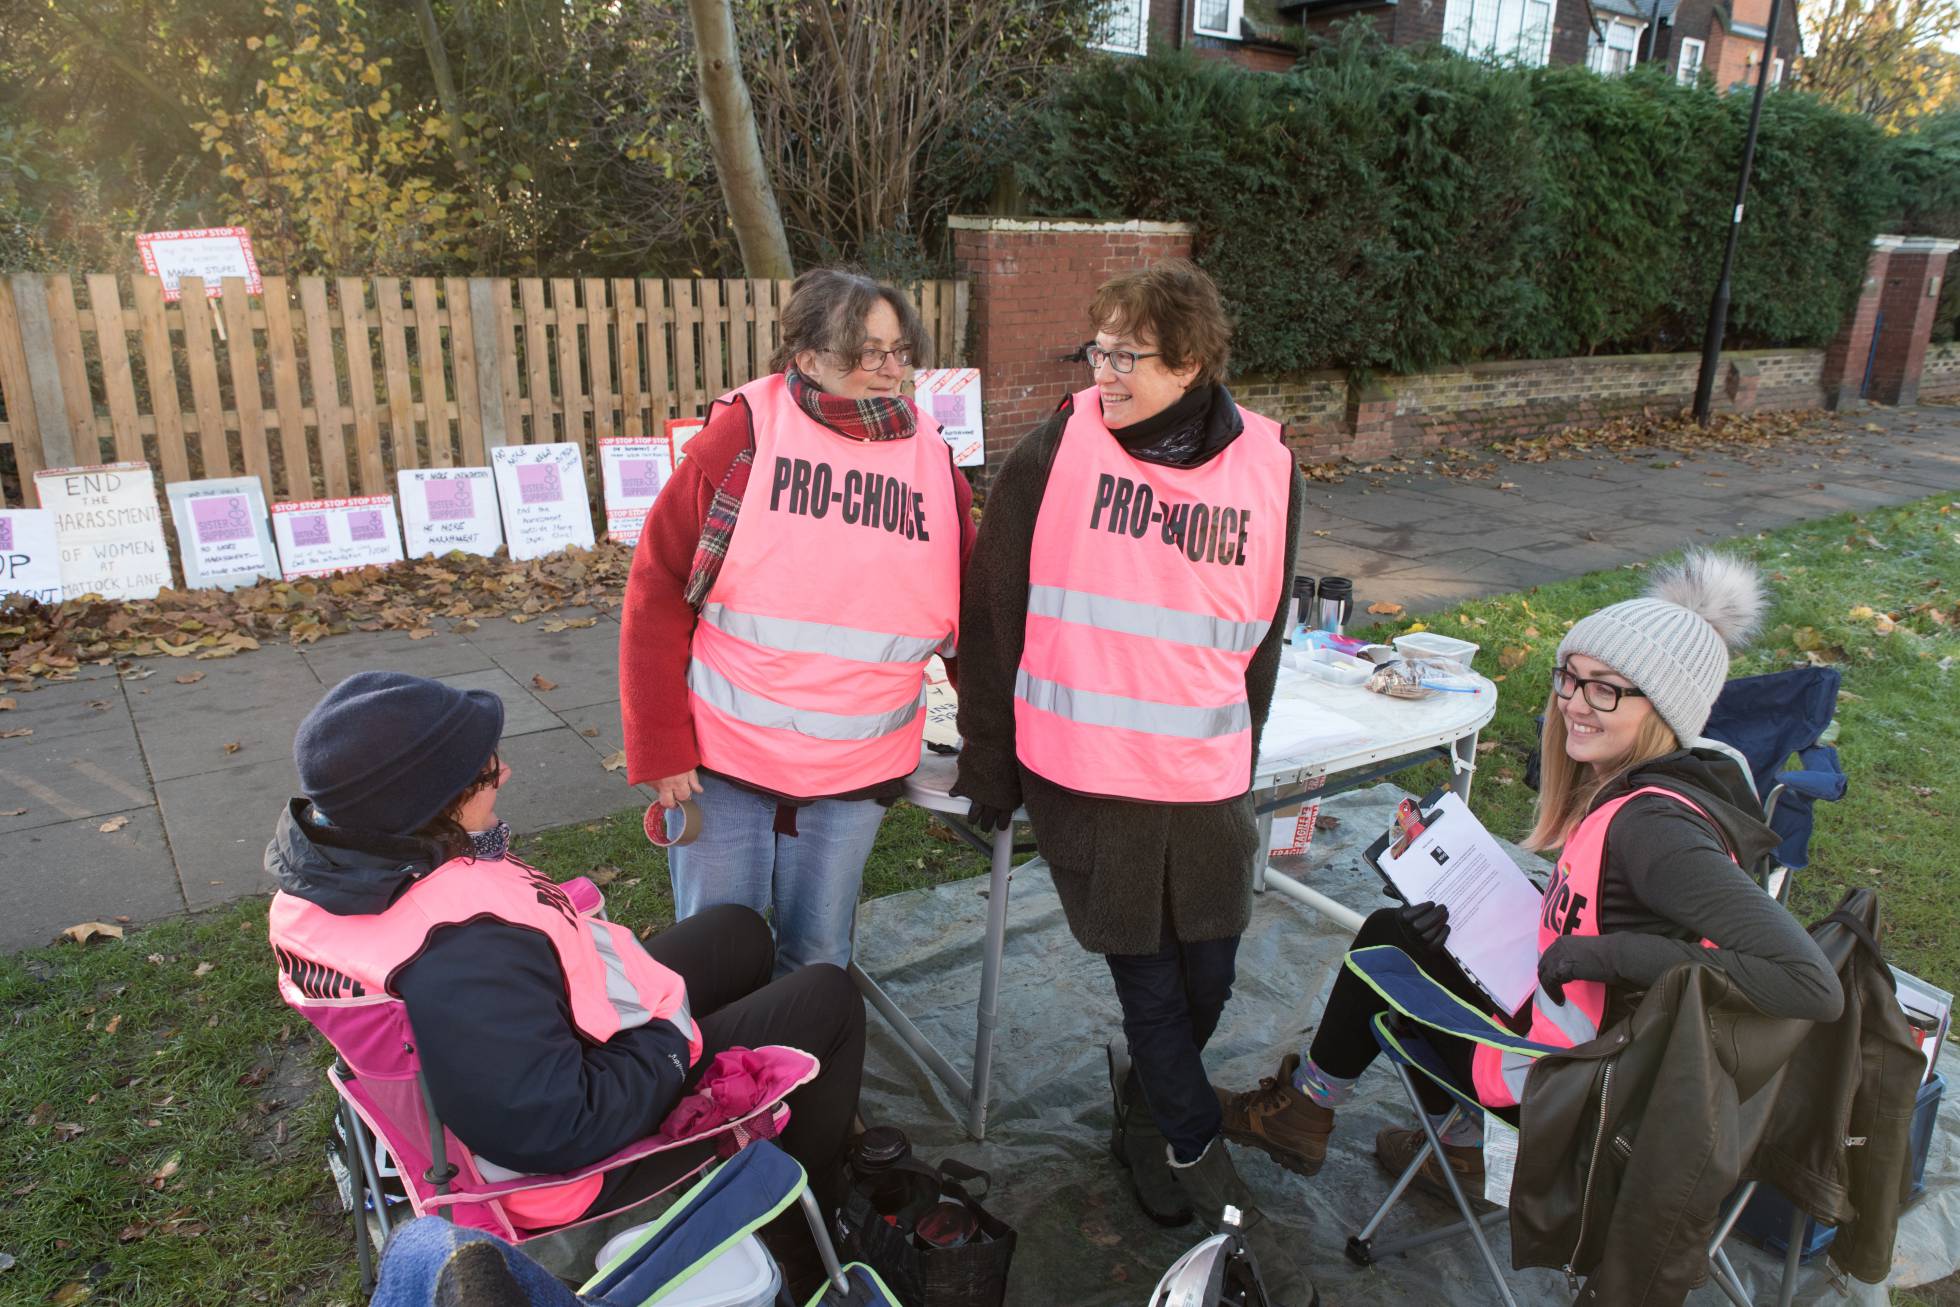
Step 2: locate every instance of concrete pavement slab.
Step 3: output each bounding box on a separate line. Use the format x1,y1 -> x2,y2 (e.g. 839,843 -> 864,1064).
0,712 -> 154,835
298,626 -> 496,685
155,755 -> 300,910
493,726 -> 648,832
0,808 -> 182,951
125,651 -> 321,782
457,609 -> 621,711
433,667 -> 561,737
557,700 -> 626,761
0,675 -> 132,737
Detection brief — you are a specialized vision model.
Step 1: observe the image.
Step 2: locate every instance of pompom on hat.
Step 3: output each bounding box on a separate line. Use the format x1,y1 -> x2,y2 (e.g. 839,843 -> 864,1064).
1554,549 -> 1766,745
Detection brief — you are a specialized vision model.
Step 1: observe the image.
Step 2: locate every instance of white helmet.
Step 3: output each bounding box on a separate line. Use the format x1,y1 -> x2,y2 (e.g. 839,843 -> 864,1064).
1149,1207 -> 1267,1307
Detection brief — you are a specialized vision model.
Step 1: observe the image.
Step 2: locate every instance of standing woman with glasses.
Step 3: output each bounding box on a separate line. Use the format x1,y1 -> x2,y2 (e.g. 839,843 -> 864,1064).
620,268 -> 975,973
1216,550 -> 1839,1202
952,260 -> 1316,1304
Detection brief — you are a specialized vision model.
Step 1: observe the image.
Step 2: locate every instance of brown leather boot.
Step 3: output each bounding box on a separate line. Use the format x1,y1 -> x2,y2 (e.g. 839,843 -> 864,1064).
1215,1054 -> 1335,1177
1374,1125 -> 1487,1204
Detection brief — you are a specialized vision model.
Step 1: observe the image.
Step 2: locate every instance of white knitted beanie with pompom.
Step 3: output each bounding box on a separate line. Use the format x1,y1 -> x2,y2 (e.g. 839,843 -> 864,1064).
1554,549 -> 1766,744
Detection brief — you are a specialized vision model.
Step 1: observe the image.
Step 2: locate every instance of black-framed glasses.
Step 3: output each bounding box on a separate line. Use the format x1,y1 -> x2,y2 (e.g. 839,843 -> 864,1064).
1085,345 -> 1162,374
1553,664 -> 1648,713
843,345 -> 914,372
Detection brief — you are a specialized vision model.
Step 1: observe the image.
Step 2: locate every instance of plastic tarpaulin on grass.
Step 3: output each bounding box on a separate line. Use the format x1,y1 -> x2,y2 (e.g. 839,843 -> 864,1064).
849,783 -> 1960,1306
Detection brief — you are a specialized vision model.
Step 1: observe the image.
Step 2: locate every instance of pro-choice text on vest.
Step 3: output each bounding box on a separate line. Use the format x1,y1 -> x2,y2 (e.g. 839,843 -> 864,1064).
1088,473 -> 1251,567
768,457 -> 932,541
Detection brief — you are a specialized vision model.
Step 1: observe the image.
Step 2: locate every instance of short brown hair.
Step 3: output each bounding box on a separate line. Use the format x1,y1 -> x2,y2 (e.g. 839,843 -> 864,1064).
769,267 -> 932,374
1087,259 -> 1232,386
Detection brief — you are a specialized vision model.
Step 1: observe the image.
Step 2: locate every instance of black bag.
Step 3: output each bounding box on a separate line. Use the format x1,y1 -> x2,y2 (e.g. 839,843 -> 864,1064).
838,1158 -> 1016,1307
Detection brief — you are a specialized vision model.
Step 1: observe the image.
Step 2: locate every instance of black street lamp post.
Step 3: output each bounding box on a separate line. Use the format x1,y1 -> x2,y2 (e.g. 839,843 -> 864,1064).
1691,0 -> 1786,424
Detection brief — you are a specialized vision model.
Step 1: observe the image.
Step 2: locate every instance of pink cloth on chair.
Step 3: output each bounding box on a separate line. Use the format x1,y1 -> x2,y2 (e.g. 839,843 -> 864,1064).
660,1047 -> 809,1156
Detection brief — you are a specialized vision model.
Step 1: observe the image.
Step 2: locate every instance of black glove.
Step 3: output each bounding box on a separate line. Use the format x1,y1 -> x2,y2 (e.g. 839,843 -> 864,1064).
965,799 -> 1015,832
1538,935 -> 1586,1005
1397,901 -> 1451,952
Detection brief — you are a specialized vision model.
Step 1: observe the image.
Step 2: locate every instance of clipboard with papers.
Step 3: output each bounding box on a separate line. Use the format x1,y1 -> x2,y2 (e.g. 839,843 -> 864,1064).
1365,788 -> 1545,1017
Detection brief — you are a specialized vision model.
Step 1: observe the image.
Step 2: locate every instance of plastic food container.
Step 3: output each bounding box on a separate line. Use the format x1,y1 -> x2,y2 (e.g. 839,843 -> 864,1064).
1392,631 -> 1480,669
594,1229 -> 782,1307
1297,646 -> 1373,686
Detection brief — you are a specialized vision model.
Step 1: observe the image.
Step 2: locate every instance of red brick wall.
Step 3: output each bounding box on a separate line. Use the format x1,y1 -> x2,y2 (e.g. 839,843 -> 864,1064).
949,217 -> 1196,469
1869,242 -> 1957,406
1921,342 -> 1960,400
1821,248 -> 1889,408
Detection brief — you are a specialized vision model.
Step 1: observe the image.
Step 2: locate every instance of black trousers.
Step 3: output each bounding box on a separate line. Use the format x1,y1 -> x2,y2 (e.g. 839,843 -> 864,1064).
585,904 -> 865,1217
1309,906 -> 1517,1122
1105,930 -> 1242,1162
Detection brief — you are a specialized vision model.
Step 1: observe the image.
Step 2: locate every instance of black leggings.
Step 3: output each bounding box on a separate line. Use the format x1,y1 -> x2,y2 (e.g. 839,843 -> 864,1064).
1309,906 -> 1517,1123
584,904 -> 866,1217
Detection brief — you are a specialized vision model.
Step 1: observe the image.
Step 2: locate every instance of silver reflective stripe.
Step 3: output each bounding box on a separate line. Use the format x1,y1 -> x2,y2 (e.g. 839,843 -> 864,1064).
1533,984 -> 1600,1047
701,603 -> 945,665
936,634 -> 957,659
1015,669 -> 1249,740
1027,584 -> 1270,653
1500,1049 -> 1533,1100
586,921 -> 652,1029
690,660 -> 925,741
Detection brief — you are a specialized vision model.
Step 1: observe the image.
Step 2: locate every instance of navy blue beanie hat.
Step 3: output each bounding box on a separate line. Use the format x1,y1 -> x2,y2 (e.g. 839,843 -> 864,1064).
295,671 -> 505,836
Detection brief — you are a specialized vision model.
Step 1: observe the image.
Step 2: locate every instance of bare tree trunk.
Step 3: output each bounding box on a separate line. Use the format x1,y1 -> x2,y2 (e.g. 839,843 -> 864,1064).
411,0 -> 490,203
686,0 -> 794,277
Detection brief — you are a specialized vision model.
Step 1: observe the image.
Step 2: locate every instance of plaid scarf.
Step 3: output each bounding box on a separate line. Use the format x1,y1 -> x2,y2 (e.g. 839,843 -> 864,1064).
682,370 -> 914,608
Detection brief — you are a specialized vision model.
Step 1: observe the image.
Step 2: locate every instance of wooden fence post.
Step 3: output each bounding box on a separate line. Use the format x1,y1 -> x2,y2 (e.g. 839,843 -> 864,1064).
9,274 -> 77,471
468,278 -> 511,451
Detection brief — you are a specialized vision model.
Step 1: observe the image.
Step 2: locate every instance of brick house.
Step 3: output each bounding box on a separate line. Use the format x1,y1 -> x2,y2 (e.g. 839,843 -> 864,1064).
1645,0 -> 1803,89
1093,0 -> 1308,70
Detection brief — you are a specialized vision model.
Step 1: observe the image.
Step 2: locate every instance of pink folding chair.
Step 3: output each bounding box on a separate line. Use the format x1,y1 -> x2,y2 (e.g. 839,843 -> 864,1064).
279,874 -> 821,1292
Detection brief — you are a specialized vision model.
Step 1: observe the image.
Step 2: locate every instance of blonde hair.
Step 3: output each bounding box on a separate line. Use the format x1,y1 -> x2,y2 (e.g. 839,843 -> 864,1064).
1523,694 -> 1681,853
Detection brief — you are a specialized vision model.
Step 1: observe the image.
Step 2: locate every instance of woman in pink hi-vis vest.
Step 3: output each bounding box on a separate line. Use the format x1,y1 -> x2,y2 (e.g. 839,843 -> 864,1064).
1216,552 -> 1839,1204
951,260 -> 1315,1306
619,269 -> 974,976
266,672 -> 866,1283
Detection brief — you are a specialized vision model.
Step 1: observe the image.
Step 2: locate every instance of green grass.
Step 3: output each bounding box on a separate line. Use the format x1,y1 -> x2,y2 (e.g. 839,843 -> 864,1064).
0,493 -> 1952,1304
1359,492 -> 1960,992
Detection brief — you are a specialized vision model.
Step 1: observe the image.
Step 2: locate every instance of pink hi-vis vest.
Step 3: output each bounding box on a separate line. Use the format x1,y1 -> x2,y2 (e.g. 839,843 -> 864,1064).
687,374 -> 960,799
1015,388 -> 1291,803
1471,787 -> 1728,1109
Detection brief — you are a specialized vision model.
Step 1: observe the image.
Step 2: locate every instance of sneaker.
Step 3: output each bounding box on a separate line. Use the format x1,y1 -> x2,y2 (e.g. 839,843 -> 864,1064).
1373,1125 -> 1486,1204
1215,1054 -> 1335,1177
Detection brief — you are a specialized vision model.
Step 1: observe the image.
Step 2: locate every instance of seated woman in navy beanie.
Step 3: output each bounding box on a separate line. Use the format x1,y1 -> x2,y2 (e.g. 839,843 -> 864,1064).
264,671 -> 866,1245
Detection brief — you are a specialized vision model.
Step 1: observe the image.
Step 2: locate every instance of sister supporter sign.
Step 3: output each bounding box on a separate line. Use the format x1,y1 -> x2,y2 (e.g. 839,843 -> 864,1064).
272,496 -> 406,579
598,437 -> 672,545
166,476 -> 279,590
398,468 -> 503,559
491,443 -> 594,561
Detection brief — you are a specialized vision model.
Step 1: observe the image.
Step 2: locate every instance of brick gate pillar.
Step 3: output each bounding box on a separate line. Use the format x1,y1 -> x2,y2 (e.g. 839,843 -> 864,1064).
1820,243 -> 1890,410
1867,236 -> 1958,407
947,217 -> 1196,472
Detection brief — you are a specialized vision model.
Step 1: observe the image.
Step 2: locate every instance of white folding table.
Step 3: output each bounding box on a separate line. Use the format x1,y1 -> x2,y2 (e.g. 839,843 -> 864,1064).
847,663 -> 1499,1139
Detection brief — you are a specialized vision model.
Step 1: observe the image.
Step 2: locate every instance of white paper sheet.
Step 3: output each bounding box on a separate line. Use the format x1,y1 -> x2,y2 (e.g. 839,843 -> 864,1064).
1376,791 -> 1542,1015
1257,696 -> 1373,770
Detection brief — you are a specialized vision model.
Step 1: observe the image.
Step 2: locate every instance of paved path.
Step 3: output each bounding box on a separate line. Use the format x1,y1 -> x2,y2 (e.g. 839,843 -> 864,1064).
1,403 -> 1955,951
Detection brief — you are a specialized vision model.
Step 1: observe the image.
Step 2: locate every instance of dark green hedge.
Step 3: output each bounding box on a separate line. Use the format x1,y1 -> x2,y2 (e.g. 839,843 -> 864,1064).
1010,29 -> 1899,375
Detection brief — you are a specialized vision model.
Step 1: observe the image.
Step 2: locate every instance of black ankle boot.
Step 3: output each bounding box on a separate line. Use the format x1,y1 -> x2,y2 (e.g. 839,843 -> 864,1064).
1108,1038 -> 1194,1228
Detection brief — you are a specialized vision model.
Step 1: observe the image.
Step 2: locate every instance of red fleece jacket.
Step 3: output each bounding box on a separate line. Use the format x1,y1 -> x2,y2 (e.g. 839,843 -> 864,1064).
618,395 -> 976,789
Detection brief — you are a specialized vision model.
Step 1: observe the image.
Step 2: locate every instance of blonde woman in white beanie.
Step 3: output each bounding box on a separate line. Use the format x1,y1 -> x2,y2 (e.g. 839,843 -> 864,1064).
1215,549 -> 1842,1197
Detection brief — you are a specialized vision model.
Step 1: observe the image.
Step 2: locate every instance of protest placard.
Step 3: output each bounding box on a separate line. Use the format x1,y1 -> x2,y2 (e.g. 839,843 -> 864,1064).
0,510 -> 64,605
33,463 -> 174,601
135,227 -> 262,301
165,477 -> 278,590
913,368 -> 985,467
666,416 -> 708,468
597,437 -> 672,545
271,496 -> 405,579
490,443 -> 595,561
398,467 -> 504,559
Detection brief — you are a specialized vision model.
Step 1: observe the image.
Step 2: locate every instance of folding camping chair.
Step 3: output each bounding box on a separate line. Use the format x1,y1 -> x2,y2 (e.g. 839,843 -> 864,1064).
1699,667 -> 1847,905
369,1140 -> 904,1307
280,873 -> 820,1294
1341,945 -> 1810,1307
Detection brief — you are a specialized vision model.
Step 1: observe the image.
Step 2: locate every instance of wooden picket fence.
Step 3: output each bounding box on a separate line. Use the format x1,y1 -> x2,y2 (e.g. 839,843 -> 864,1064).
0,273 -> 969,508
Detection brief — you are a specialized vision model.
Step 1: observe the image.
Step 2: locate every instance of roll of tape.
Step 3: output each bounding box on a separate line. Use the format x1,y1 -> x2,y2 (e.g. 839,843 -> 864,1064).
644,799 -> 703,848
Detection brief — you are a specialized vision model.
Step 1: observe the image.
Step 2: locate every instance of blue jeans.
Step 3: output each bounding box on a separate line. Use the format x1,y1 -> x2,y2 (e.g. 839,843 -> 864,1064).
371,1216 -> 605,1306
666,773 -> 887,974
1105,931 -> 1242,1164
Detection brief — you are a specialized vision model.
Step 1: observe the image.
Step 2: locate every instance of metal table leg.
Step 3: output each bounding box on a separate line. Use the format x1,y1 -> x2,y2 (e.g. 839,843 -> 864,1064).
1451,728 -> 1480,804
1252,808 -> 1274,893
967,822 -> 1016,1140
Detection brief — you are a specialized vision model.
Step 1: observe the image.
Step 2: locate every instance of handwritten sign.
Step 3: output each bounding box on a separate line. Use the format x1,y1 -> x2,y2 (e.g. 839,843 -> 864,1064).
34,462 -> 174,601
914,368 -> 984,467
165,477 -> 278,590
0,510 -> 64,606
598,438 -> 672,546
666,416 -> 708,469
271,496 -> 405,579
490,443 -> 595,561
398,468 -> 503,559
135,227 -> 262,302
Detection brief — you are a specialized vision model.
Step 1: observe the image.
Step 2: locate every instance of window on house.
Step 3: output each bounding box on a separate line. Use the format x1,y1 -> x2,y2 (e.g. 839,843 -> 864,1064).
1677,36 -> 1705,84
1588,20 -> 1642,74
1093,0 -> 1149,54
1193,0 -> 1245,38
1443,0 -> 1556,66
1769,56 -> 1785,86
